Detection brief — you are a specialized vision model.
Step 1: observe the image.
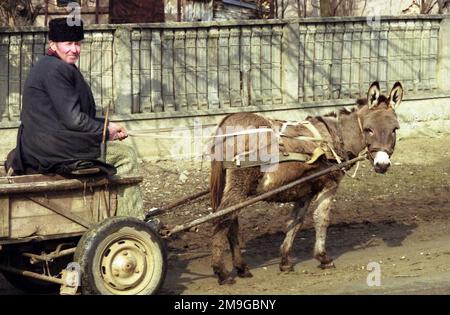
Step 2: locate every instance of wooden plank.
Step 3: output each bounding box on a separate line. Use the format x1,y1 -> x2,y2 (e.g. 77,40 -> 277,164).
331,23 -> 343,99
297,24 -> 306,102
429,20 -> 439,90
27,196 -> 92,228
250,27 -> 262,105
271,25 -> 282,105
361,23 -> 371,93
32,33 -> 45,66
350,23 -> 362,98
240,27 -> 251,107
0,35 -> 9,123
207,27 -> 219,109
229,28 -> 241,107
101,32 -> 114,113
174,30 -> 187,111
8,35 -> 21,121
9,214 -> 86,239
196,29 -> 208,110
322,24 -> 333,100
0,175 -> 143,194
139,30 -> 152,113
151,30 -> 163,112
412,21 -> 422,92
0,196 -> 9,238
313,24 -> 325,101
378,23 -> 389,93
260,27 -> 272,105
185,30 -> 198,110
162,30 -> 175,111
218,28 -> 230,108
91,32 -> 103,111
10,192 -> 93,218
387,21 -> 400,90
21,34 -> 33,109
80,32 -> 92,84
304,24 -> 315,101
369,24 -> 380,87
131,30 -> 141,113
341,23 -> 352,99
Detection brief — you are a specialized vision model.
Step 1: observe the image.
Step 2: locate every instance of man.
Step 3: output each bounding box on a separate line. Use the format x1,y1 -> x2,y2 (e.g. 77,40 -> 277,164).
7,18 -> 143,218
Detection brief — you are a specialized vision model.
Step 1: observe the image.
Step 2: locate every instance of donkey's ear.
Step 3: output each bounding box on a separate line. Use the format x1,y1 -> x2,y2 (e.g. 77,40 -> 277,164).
389,82 -> 404,109
367,81 -> 380,109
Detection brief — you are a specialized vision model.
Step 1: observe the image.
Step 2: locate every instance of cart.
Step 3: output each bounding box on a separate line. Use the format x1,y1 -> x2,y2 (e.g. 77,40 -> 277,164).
0,171 -> 167,295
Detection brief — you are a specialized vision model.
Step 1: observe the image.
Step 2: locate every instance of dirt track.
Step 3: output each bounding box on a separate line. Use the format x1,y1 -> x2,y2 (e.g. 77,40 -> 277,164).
1,134 -> 449,295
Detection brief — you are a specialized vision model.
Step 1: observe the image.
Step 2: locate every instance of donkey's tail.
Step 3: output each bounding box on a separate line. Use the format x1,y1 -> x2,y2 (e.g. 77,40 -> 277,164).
209,115 -> 232,210
210,159 -> 225,210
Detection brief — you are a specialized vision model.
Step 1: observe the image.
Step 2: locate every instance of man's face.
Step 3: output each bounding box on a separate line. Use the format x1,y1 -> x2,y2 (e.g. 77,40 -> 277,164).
50,41 -> 81,64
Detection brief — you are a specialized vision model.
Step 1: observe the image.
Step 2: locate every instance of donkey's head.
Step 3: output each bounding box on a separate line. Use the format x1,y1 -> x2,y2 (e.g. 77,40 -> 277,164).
359,81 -> 403,174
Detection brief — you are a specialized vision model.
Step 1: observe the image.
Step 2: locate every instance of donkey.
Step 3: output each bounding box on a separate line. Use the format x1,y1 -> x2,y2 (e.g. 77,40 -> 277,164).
209,81 -> 404,285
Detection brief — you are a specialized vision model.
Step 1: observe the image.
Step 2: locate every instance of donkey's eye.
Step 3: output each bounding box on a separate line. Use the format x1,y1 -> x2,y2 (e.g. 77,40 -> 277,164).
364,128 -> 374,136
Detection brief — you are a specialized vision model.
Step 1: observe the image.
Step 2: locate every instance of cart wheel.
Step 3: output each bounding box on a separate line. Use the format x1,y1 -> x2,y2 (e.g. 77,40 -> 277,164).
74,217 -> 167,295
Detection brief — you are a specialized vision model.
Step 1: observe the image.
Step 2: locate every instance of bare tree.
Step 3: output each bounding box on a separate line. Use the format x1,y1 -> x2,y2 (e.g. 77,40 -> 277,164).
319,0 -> 356,16
437,0 -> 450,13
0,0 -> 43,27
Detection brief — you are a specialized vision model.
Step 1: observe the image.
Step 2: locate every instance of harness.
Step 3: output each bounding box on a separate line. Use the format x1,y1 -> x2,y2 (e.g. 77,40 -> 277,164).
222,120 -> 342,169
222,115 -> 368,176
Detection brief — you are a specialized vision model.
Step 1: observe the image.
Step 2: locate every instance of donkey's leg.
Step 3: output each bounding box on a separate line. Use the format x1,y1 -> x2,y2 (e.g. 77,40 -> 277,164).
279,197 -> 312,272
211,168 -> 259,285
212,218 -> 235,285
312,183 -> 338,269
228,217 -> 252,278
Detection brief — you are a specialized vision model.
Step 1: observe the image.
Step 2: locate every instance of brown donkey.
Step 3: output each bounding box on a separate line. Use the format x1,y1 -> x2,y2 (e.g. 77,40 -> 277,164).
209,81 -> 404,285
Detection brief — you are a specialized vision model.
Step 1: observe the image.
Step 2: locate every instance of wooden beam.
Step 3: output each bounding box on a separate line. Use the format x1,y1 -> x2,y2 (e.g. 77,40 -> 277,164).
0,196 -> 10,238
0,175 -> 143,195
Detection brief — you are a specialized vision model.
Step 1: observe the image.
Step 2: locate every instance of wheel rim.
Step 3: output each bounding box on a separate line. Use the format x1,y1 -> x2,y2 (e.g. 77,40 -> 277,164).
99,236 -> 155,295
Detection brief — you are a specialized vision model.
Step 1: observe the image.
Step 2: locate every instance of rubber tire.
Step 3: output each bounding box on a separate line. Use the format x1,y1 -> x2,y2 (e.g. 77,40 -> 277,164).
74,217 -> 167,295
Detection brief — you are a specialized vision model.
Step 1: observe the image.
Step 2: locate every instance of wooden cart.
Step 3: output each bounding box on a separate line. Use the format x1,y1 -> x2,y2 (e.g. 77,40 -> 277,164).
0,172 -> 167,295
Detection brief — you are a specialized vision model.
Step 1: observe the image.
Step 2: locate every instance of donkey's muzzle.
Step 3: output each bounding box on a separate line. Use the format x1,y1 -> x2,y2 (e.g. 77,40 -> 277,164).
373,151 -> 391,174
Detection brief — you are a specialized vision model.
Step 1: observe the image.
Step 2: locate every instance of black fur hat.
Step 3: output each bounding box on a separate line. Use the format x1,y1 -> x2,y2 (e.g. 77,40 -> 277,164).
48,18 -> 84,42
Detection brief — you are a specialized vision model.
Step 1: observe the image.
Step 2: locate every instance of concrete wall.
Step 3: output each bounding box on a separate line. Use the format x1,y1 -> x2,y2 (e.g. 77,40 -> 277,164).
0,16 -> 449,161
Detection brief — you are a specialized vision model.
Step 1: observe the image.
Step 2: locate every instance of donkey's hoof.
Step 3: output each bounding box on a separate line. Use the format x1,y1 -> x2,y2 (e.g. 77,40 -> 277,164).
218,276 -> 236,285
237,268 -> 253,278
318,261 -> 335,269
279,264 -> 295,273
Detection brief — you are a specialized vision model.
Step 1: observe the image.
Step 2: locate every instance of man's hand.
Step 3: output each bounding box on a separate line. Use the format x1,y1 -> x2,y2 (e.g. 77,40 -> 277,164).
108,122 -> 128,141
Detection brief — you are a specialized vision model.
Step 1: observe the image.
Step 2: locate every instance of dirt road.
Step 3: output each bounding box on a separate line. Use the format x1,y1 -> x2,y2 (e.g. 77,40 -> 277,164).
1,134 -> 449,295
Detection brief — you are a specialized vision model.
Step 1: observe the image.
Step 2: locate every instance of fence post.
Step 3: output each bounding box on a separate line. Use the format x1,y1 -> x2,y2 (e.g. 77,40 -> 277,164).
281,21 -> 299,105
437,17 -> 450,92
113,26 -> 133,114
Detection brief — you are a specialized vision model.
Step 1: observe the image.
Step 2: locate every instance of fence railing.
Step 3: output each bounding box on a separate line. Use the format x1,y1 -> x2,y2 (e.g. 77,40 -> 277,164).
0,16 -> 448,126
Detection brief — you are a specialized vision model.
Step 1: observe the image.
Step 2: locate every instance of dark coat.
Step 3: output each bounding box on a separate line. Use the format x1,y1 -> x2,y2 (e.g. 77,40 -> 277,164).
9,55 -> 106,174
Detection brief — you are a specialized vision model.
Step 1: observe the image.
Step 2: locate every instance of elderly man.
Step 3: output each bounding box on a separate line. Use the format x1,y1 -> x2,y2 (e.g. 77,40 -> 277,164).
7,18 -> 143,218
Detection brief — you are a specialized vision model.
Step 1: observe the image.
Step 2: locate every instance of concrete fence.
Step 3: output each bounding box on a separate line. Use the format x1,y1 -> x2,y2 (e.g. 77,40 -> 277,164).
0,16 -> 449,159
